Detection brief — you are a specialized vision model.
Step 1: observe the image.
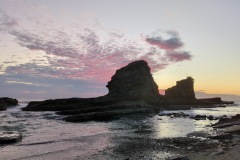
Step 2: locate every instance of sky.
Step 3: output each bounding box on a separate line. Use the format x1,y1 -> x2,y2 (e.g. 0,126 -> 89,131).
0,0 -> 240,101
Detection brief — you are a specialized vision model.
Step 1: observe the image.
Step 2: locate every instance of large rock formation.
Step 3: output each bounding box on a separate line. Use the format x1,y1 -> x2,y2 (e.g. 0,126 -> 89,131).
22,60 -> 162,121
22,60 -> 234,122
164,77 -> 233,105
106,60 -> 161,104
165,77 -> 195,104
0,97 -> 18,111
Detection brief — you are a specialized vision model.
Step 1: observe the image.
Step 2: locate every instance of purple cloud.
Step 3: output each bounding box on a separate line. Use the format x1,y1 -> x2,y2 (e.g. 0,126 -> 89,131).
166,51 -> 192,62
0,9 -> 18,31
145,37 -> 183,50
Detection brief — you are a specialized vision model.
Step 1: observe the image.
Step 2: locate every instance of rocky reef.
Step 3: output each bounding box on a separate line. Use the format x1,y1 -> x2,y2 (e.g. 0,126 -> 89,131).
0,97 -> 18,111
22,60 -> 234,122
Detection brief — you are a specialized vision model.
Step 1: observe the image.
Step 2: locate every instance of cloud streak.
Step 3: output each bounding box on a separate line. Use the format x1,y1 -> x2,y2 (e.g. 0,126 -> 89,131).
0,9 -> 192,83
5,80 -> 51,87
166,51 -> 192,62
0,9 -> 18,31
145,31 -> 183,50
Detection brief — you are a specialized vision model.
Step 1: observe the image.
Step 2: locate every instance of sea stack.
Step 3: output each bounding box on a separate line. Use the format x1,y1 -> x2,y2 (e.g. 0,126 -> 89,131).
106,60 -> 162,104
165,77 -> 196,104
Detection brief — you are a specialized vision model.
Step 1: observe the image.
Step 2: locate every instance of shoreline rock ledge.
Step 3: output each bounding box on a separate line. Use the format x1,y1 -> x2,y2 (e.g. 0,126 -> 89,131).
22,60 -> 234,122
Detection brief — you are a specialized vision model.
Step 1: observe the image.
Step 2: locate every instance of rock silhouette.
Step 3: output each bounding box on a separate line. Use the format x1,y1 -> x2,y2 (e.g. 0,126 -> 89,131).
106,60 -> 162,104
0,97 -> 18,111
165,77 -> 196,104
22,60 -> 234,122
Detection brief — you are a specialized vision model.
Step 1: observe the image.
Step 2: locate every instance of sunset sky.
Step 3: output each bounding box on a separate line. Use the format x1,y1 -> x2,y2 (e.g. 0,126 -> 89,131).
0,0 -> 240,100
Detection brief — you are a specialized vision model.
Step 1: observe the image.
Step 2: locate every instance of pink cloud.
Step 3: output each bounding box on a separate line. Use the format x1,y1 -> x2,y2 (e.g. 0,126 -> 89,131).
1,13 -> 192,83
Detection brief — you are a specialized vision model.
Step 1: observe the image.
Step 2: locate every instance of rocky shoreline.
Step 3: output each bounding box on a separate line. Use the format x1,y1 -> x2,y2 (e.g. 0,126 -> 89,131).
0,60 -> 239,159
96,113 -> 240,160
0,102 -> 240,159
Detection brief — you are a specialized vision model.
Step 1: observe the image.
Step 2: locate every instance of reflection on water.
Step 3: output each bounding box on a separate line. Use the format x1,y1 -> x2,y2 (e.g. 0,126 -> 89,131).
155,102 -> 240,138
0,101 -> 112,160
153,116 -> 217,138
160,102 -> 240,118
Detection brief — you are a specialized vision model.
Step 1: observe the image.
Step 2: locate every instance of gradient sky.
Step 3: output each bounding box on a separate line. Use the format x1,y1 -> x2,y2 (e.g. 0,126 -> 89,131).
0,0 -> 240,100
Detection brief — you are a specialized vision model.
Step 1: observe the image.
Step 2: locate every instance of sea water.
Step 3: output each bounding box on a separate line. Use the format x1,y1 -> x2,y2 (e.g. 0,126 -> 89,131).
0,100 -> 239,159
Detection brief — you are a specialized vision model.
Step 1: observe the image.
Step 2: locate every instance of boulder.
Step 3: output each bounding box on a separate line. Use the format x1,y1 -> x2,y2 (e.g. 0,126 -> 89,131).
194,115 -> 207,120
207,115 -> 215,120
0,131 -> 22,144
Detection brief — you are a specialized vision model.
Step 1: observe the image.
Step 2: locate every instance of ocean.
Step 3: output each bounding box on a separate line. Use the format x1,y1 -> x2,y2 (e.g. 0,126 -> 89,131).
0,100 -> 239,159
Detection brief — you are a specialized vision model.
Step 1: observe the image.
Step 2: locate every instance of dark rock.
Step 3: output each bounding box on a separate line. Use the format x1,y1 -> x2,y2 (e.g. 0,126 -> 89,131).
56,101 -> 158,115
218,117 -> 231,123
0,97 -> 18,111
21,60 -> 235,123
217,104 -> 227,107
22,98 -> 105,111
106,60 -> 162,105
23,60 -> 163,112
0,101 -> 7,111
167,155 -> 189,160
0,131 -> 22,145
212,114 -> 240,128
196,97 -> 234,105
208,133 -> 233,140
232,114 -> 240,119
210,149 -> 225,156
164,77 -> 234,105
187,131 -> 209,138
207,115 -> 214,120
165,77 -> 195,104
194,115 -> 207,120
224,125 -> 240,134
63,107 -> 157,122
159,112 -> 189,118
0,97 -> 18,106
